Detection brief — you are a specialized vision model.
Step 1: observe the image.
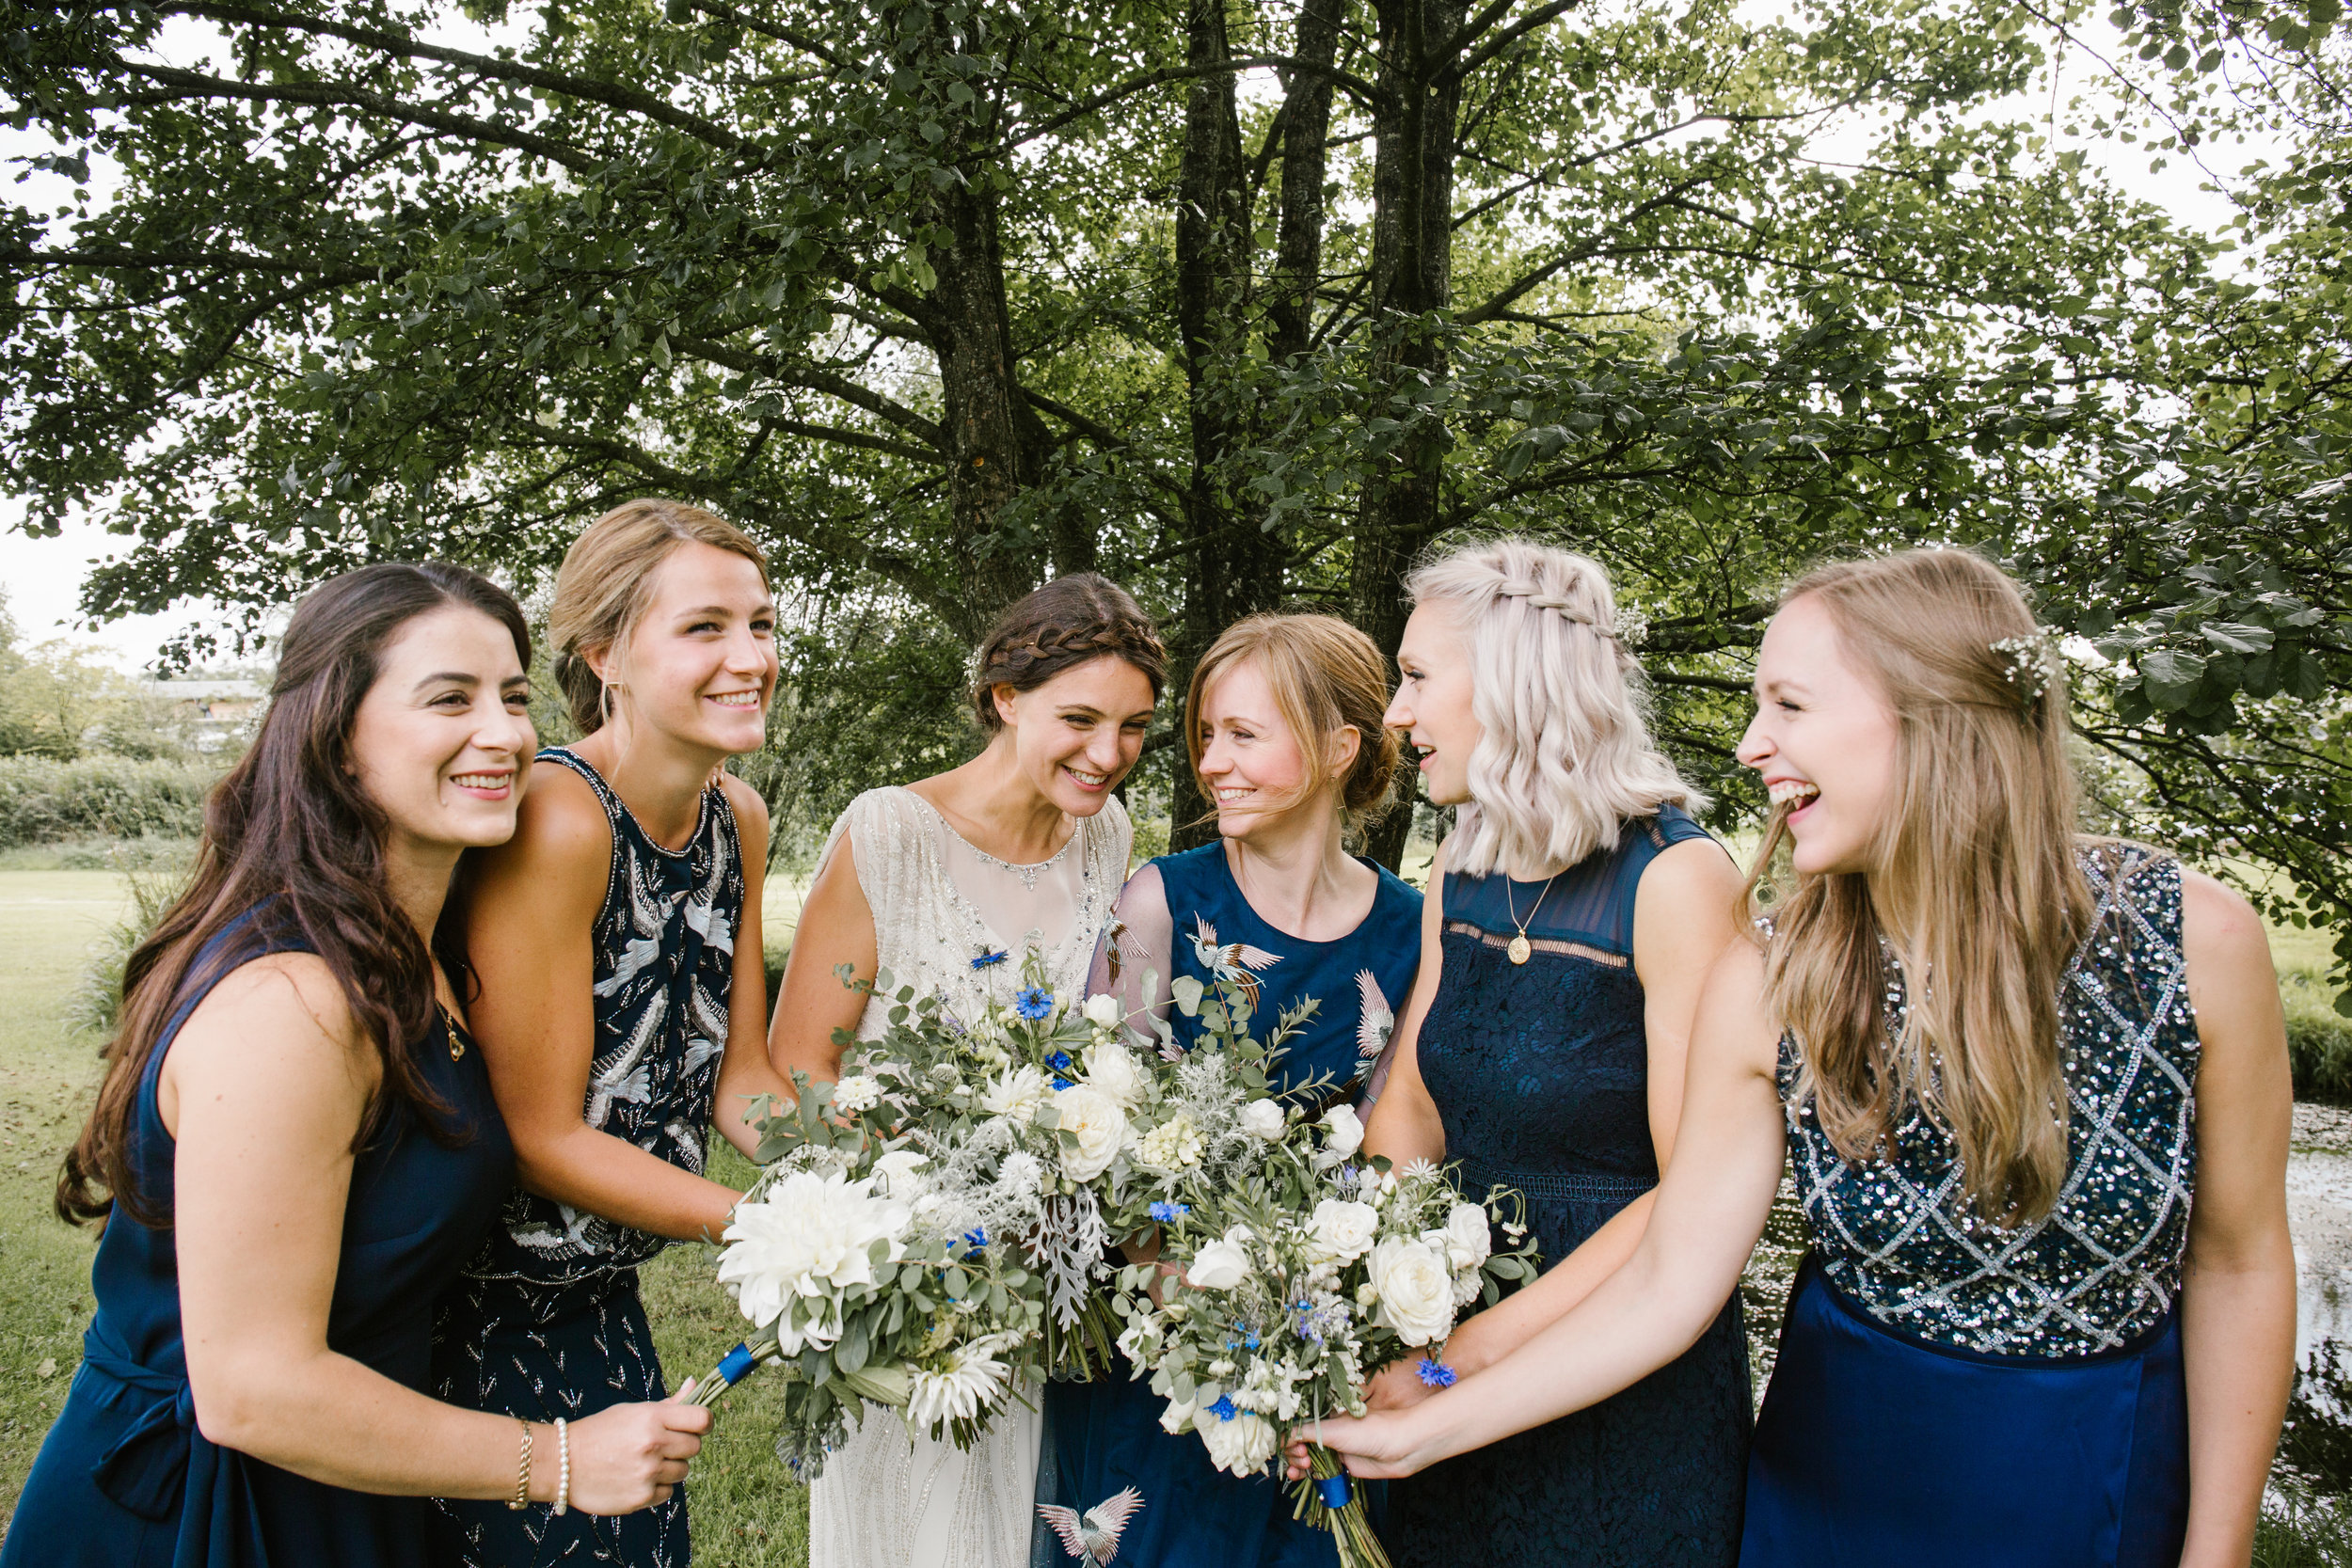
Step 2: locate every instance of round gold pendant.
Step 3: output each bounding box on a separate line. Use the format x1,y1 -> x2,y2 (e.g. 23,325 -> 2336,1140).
1507,934 -> 1533,965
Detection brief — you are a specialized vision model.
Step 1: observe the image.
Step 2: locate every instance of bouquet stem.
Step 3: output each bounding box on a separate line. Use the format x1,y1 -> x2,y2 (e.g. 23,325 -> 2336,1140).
1291,1444 -> 1392,1568
690,1324 -> 780,1410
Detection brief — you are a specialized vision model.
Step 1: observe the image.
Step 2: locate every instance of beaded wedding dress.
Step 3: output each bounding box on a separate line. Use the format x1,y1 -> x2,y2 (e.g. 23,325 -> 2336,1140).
807,784 -> 1132,1568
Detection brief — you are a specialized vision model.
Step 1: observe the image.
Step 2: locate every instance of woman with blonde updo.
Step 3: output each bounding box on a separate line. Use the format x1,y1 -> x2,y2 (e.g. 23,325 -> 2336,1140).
1038,610 -> 1423,1568
1299,548 -> 2295,1568
773,572 -> 1165,1568
1357,538 -> 1752,1567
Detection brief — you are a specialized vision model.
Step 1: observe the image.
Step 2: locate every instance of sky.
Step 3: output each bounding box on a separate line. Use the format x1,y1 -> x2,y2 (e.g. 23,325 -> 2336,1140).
0,7 -> 2288,671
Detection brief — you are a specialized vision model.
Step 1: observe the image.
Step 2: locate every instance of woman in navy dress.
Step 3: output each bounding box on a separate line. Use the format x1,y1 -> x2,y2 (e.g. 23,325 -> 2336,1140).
1039,612 -> 1421,1568
1299,549 -> 2296,1566
4,563 -> 703,1568
430,499 -> 799,1568
1357,540 -> 1751,1567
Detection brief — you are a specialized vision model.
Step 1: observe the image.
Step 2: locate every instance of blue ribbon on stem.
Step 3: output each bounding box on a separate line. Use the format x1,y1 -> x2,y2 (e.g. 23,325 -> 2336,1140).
716,1342 -> 758,1387
1317,1475 -> 1352,1510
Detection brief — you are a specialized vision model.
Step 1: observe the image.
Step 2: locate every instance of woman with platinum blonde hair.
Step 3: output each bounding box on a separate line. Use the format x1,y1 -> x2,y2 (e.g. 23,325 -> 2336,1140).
1360,537 -> 1753,1567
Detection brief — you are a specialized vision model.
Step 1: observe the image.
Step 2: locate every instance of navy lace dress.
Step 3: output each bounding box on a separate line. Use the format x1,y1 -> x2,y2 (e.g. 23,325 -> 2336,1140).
1385,806 -> 1750,1568
1038,842 -> 1423,1568
429,749 -> 743,1568
1743,844 -> 2198,1566
3,916 -> 513,1568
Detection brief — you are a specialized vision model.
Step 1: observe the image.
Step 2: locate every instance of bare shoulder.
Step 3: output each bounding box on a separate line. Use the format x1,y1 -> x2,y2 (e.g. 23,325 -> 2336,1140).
169,952 -> 374,1106
1641,834 -> 1744,902
471,758 -> 611,897
2175,868 -> 2284,1035
720,770 -> 771,847
2177,866 -> 2273,965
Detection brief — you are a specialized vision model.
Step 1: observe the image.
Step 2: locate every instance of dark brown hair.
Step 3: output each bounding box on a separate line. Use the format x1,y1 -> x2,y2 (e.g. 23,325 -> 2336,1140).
969,574 -> 1167,730
549,498 -> 770,734
57,562 -> 532,1228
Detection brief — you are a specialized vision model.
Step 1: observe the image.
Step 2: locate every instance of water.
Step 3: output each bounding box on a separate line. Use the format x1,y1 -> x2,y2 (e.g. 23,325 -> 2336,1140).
1733,1103 -> 2352,1501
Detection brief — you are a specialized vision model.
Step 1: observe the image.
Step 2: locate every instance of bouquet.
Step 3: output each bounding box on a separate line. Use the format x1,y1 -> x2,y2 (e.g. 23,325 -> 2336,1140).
1107,977 -> 1540,1568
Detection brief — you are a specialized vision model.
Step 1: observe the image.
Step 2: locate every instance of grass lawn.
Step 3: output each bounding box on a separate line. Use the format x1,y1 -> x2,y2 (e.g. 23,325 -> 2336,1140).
0,864 -> 2346,1562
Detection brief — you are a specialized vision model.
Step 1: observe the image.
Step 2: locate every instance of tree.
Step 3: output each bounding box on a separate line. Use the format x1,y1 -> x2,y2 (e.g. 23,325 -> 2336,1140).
2,0 -> 2346,986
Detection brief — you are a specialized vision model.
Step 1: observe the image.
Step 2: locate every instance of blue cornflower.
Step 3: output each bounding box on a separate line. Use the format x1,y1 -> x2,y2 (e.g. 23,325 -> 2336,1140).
1207,1395 -> 1239,1422
971,949 -> 1009,970
1052,1077 -> 1073,1091
1045,1051 -> 1073,1071
1013,986 -> 1054,1021
1149,1201 -> 1189,1223
962,1227 -> 988,1251
1416,1357 -> 1458,1388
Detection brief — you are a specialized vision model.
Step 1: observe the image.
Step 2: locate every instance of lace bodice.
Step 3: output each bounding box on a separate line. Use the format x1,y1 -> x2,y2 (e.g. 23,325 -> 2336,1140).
1781,843 -> 2201,1358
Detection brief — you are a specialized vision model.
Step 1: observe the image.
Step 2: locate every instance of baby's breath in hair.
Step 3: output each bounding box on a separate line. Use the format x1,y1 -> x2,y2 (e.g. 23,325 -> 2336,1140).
1989,627 -> 2061,715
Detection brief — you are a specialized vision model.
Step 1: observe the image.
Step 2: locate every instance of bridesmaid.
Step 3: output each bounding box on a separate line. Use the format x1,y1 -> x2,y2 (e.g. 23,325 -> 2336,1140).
430,499 -> 797,1567
5,563 -> 703,1568
1361,539 -> 1751,1566
1299,549 -> 2296,1567
1041,610 -> 1421,1567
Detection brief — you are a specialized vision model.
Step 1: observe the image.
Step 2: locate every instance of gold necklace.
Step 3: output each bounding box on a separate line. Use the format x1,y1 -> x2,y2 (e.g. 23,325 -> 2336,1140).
1503,870 -> 1561,966
436,998 -> 468,1061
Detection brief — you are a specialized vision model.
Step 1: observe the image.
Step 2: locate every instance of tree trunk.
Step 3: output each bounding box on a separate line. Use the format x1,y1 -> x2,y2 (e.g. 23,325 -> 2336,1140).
1354,0 -> 1467,870
1265,0 -> 1344,366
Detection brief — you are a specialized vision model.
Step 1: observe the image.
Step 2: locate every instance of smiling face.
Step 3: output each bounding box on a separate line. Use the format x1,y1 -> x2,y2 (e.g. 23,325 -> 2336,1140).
1382,602 -> 1482,807
1737,592 -> 1902,877
993,655 -> 1157,816
348,603 -> 537,861
1196,657 -> 1356,840
589,540 -> 778,759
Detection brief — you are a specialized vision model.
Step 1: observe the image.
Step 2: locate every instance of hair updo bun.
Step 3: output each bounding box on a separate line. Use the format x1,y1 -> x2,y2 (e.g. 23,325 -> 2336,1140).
968,575 -> 1167,729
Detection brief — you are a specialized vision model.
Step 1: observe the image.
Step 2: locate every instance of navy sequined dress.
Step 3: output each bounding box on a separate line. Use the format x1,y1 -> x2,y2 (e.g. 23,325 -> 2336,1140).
3,914 -> 512,1568
429,749 -> 744,1568
1742,843 -> 2199,1567
1385,806 -> 1751,1568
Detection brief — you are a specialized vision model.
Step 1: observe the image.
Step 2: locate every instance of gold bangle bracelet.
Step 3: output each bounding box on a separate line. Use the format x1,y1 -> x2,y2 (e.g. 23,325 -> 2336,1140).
507,1416 -> 533,1511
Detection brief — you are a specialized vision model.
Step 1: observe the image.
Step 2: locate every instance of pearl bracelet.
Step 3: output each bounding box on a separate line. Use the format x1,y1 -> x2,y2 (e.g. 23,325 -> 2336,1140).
553,1416 -> 571,1516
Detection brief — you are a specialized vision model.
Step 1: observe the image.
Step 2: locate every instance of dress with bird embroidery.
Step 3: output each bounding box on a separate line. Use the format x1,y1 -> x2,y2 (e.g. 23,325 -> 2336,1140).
428,747 -> 744,1568
808,784 -> 1133,1568
1038,839 -> 1422,1568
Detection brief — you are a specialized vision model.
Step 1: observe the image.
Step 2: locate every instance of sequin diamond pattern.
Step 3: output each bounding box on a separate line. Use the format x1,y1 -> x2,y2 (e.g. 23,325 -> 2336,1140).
1779,844 -> 2199,1358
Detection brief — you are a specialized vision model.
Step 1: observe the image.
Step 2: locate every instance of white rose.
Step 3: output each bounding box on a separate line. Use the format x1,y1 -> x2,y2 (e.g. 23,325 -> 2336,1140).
1083,992 -> 1123,1030
1197,1407 -> 1279,1478
1081,1040 -> 1148,1108
1367,1236 -> 1456,1347
1306,1198 -> 1381,1263
1157,1394 -> 1199,1435
1053,1084 -> 1130,1182
1319,1103 -> 1364,1161
977,1065 -> 1048,1118
1239,1100 -> 1286,1141
869,1149 -> 931,1198
1185,1225 -> 1255,1291
1441,1201 -> 1493,1271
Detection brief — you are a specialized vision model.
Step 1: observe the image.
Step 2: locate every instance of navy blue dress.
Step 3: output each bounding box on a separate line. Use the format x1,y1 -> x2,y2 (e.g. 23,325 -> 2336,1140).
1039,842 -> 1422,1568
429,749 -> 744,1568
3,917 -> 513,1568
1742,844 -> 2196,1567
1385,807 -> 1751,1568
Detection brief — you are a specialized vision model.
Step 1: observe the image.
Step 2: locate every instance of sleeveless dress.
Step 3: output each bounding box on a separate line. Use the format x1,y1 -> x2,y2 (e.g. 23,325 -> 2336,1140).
429,747 -> 744,1568
808,784 -> 1132,1568
1742,843 -> 2198,1567
3,915 -> 513,1568
1385,805 -> 1752,1568
1037,841 -> 1423,1568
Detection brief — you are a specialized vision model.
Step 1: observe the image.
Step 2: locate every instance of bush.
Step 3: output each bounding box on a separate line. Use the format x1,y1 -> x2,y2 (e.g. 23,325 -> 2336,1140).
0,755 -> 216,847
2284,969 -> 2352,1106
66,852 -> 192,1037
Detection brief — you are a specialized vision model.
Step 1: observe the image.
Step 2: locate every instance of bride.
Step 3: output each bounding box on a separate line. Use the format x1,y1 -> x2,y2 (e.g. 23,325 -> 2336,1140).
769,574 -> 1166,1568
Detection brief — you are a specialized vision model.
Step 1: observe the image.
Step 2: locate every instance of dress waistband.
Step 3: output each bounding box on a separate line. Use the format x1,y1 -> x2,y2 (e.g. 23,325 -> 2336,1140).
1454,1163 -> 1657,1204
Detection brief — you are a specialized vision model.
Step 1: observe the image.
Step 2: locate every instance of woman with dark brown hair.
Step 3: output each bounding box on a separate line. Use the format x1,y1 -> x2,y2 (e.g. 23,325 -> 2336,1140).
771,571 -> 1166,1568
3,563 -> 705,1568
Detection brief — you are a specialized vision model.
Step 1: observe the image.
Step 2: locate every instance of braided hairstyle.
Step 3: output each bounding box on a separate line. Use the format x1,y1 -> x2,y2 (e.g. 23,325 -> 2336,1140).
969,574 -> 1168,730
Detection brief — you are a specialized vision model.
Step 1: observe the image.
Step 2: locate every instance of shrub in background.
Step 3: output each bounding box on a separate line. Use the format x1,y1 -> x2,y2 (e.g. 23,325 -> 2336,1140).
0,755 -> 215,847
2286,968 -> 2352,1106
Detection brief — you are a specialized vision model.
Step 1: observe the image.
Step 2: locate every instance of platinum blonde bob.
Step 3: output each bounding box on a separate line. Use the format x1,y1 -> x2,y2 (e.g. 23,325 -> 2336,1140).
1406,537 -> 1700,877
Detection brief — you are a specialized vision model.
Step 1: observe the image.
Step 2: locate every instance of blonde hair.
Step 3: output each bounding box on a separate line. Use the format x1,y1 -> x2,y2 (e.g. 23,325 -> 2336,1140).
1405,537 -> 1698,877
1751,547 -> 2096,1225
548,498 -> 770,733
1186,612 -> 1402,830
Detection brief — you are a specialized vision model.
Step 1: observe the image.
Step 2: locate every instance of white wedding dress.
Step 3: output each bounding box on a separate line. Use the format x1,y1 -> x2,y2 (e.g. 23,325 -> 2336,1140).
807,784 -> 1132,1568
